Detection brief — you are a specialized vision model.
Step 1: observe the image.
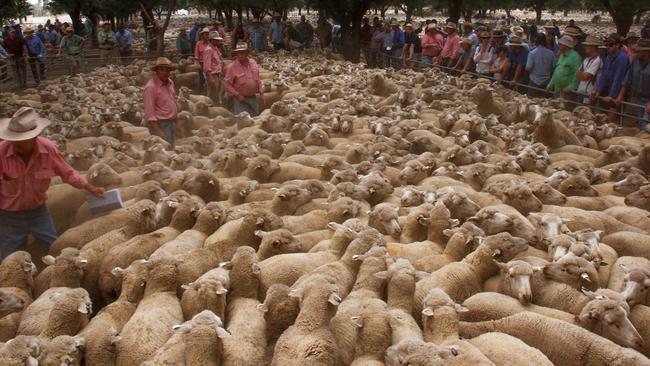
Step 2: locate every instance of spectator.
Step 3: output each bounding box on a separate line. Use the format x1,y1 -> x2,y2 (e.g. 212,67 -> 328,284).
317,17 -> 333,49
57,28 -> 84,76
510,26 -> 529,50
496,15 -> 507,28
390,21 -> 405,67
284,21 -> 304,51
422,24 -> 444,66
526,33 -> 555,97
212,21 -> 227,40
623,32 -> 640,61
473,31 -> 494,76
564,26 -> 585,58
402,23 -> 422,67
592,33 -> 629,122
0,43 -> 8,81
269,14 -> 285,51
248,18 -> 267,52
462,22 -> 478,49
452,37 -> 476,73
36,25 -> 46,44
617,38 -> 650,130
296,15 -> 314,48
505,36 -> 530,91
203,32 -> 224,104
376,22 -> 393,67
143,58 -> 178,145
145,22 -> 160,56
490,45 -> 510,84
576,36 -> 603,105
332,21 -> 342,52
224,43 -> 265,117
491,29 -> 507,48
176,27 -> 192,58
439,22 -> 460,67
189,22 -> 201,54
552,19 -> 561,41
547,36 -> 582,103
369,20 -> 384,67
22,27 -> 46,85
361,17 -> 373,67
115,24 -> 132,64
45,25 -> 61,49
231,23 -> 249,51
98,22 -> 115,65
194,27 -> 210,92
3,28 -> 26,87
543,22 -> 559,53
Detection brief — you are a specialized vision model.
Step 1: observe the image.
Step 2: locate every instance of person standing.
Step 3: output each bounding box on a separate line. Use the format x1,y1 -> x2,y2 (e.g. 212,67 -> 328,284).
360,17 -> 373,67
194,27 -> 210,92
98,21 -> 115,65
203,32 -> 224,104
176,27 -> 192,58
224,43 -> 265,117
36,25 -> 46,44
284,21 -> 304,51
296,15 -> 314,48
23,27 -> 46,85
3,28 -> 26,87
269,14 -> 285,51
439,22 -> 460,68
212,21 -> 227,40
473,31 -> 495,77
543,22 -> 559,53
248,18 -> 267,52
576,36 -> 603,105
189,22 -> 201,54
563,26 -> 584,58
44,25 -> 61,49
402,23 -> 422,68
57,28 -> 84,76
623,32 -> 640,61
115,24 -> 132,64
390,21 -> 405,67
547,35 -> 582,105
505,36 -> 530,91
421,24 -> 444,67
451,38 -> 476,73
490,29 -> 507,48
0,107 -> 105,259
526,33 -> 555,97
617,38 -> 650,130
317,17 -> 332,49
592,33 -> 629,122
143,58 -> 178,145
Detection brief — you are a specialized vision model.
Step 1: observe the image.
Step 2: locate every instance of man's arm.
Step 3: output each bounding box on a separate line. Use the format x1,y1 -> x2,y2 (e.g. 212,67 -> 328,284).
609,55 -> 628,97
223,64 -> 242,100
51,147 -> 104,197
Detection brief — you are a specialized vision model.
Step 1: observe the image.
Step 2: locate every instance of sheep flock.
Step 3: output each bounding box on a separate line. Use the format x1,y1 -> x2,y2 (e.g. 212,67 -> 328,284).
1,43 -> 650,366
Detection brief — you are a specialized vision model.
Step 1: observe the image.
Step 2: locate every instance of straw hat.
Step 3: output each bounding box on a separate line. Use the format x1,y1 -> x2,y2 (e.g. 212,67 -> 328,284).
209,31 -> 223,41
479,31 -> 490,39
150,57 -> 177,71
0,107 -> 51,142
506,36 -> 524,46
558,35 -> 575,48
425,23 -> 438,32
444,22 -> 457,30
23,27 -> 35,33
200,27 -> 210,34
582,35 -> 602,47
511,26 -> 524,36
635,38 -> 650,51
543,22 -> 555,29
232,42 -> 249,53
492,29 -> 505,37
624,32 -> 640,41
404,23 -> 414,29
563,27 -> 581,37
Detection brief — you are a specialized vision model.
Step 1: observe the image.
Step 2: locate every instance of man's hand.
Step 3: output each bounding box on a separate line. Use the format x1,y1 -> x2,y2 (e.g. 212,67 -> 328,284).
600,96 -> 612,103
509,80 -> 517,87
84,183 -> 105,198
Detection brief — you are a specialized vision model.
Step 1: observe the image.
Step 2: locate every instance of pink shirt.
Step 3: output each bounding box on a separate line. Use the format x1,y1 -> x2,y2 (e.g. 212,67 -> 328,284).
194,40 -> 209,62
224,58 -> 264,98
143,76 -> 177,123
0,137 -> 87,212
441,32 -> 460,59
422,32 -> 444,57
203,45 -> 223,76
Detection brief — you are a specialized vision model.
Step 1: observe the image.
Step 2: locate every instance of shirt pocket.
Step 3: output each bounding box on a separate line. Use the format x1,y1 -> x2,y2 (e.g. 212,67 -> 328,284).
0,174 -> 20,198
33,168 -> 54,193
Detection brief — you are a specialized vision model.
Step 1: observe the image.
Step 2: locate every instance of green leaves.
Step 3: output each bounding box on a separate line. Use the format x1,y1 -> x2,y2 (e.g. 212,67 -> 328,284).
1,0 -> 31,23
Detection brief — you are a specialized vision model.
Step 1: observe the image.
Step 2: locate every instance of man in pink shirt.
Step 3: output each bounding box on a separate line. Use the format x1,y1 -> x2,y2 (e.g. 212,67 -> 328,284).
224,43 -> 265,117
203,32 -> 224,104
0,107 -> 105,258
194,27 -> 210,91
421,24 -> 444,66
143,57 -> 178,145
438,22 -> 460,68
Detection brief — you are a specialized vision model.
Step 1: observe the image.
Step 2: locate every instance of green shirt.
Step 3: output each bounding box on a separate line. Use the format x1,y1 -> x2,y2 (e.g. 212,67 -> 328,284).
98,30 -> 115,49
548,49 -> 582,94
176,34 -> 191,52
60,34 -> 84,55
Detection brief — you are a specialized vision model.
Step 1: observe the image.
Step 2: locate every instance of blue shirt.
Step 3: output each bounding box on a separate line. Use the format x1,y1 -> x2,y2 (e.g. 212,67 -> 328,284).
509,47 -> 530,82
248,26 -> 267,51
0,44 -> 8,59
189,26 -> 199,44
526,45 -> 555,85
36,30 -> 46,43
115,30 -> 132,51
24,35 -> 45,56
45,30 -> 60,45
377,30 -> 393,49
596,49 -> 629,97
270,21 -> 284,43
392,29 -> 405,48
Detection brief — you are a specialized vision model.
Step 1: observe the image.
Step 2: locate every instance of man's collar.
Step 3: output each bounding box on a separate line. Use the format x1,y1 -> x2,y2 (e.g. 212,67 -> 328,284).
6,138 -> 47,157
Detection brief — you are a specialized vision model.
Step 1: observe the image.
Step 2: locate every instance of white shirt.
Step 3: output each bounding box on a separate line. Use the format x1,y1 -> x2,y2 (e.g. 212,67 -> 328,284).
577,56 -> 602,101
473,44 -> 494,74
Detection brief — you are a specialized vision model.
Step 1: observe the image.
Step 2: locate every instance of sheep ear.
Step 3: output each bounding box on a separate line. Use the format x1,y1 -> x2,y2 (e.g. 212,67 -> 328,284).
532,266 -> 543,273
219,261 -> 233,269
173,323 -> 193,334
619,263 -> 630,273
111,267 -> 125,277
78,302 -> 89,314
422,307 -> 434,317
254,230 -> 268,238
217,327 -> 231,338
181,284 -> 193,291
257,303 -> 268,313
352,254 -> 365,262
449,219 -> 460,227
42,255 -> 56,266
374,271 -> 389,279
328,293 -> 342,306
288,288 -> 302,299
494,261 -> 509,271
251,263 -> 261,275
73,336 -> 85,349
351,316 -> 363,328
110,334 -> 122,345
581,287 -> 597,299
216,288 -> 228,295
528,213 -> 541,224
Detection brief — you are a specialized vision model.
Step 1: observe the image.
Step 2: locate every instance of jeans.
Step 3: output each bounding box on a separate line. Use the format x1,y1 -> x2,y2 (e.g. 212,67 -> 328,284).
148,120 -> 175,145
27,54 -> 45,82
0,204 -> 58,259
233,96 -> 259,117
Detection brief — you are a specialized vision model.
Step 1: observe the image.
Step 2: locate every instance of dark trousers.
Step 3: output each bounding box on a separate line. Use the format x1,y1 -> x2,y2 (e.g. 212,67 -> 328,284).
528,80 -> 549,98
0,205 -> 58,259
27,54 -> 45,82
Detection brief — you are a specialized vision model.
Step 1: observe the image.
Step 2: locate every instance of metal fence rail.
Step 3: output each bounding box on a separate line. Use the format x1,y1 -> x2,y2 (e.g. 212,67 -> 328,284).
377,52 -> 648,126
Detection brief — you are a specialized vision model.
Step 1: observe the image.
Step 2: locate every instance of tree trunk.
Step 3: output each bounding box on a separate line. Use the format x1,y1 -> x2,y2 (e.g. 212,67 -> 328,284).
208,9 -> 212,19
380,7 -> 387,18
463,9 -> 472,22
157,0 -> 176,57
564,10 -> 569,17
602,0 -> 635,36
224,9 -> 234,30
236,7 -> 243,25
447,0 -> 462,24
340,21 -> 361,63
535,7 -> 542,23
504,9 -> 511,18
71,2 -> 82,35
90,14 -> 99,48
405,9 -> 413,23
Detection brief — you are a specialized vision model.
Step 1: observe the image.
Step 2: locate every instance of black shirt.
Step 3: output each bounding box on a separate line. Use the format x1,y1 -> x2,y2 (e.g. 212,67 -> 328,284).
404,32 -> 422,53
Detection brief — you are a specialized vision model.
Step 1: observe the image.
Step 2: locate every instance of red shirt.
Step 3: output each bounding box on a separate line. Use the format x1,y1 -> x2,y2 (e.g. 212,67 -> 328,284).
0,137 -> 87,211
3,36 -> 25,56
224,58 -> 264,98
143,76 -> 178,123
194,40 -> 209,62
203,45 -> 223,76
441,32 -> 460,59
422,32 -> 444,57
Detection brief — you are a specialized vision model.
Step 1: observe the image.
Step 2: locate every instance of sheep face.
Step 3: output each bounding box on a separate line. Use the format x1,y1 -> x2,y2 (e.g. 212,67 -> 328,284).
257,229 -> 302,259
557,175 -> 598,197
528,213 -> 568,242
496,260 -> 540,305
0,289 -> 24,318
399,161 -> 427,185
38,335 -> 84,366
578,298 -> 644,350
502,185 -> 542,215
86,163 -> 122,188
542,253 -> 600,290
439,192 -> 480,220
400,186 -> 425,207
483,232 -> 528,263
544,234 -> 575,261
468,209 -> 513,235
531,182 -> 567,205
112,259 -> 149,303
613,174 -> 648,195
619,266 -> 650,308
624,185 -> 650,210
368,204 -> 401,239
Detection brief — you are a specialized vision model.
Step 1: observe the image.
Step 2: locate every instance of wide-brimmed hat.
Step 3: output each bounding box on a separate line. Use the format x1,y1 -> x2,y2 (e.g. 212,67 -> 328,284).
582,35 -> 602,47
232,42 -> 249,53
390,20 -> 399,26
492,29 -> 505,37
209,31 -> 223,41
404,23 -> 414,29
635,38 -> 650,51
150,57 -> 177,71
65,28 -> 74,33
558,35 -> 575,48
479,31 -> 490,39
0,107 -> 51,142
506,36 -> 524,46
605,33 -> 622,45
23,27 -> 35,33
200,27 -> 210,34
624,32 -> 640,41
444,22 -> 457,30
425,23 -> 438,32
511,26 -> 524,36
543,22 -> 555,29
563,27 -> 581,37
102,21 -> 111,26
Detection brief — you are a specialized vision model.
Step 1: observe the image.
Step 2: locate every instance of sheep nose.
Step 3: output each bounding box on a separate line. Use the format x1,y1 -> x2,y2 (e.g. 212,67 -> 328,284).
520,293 -> 532,304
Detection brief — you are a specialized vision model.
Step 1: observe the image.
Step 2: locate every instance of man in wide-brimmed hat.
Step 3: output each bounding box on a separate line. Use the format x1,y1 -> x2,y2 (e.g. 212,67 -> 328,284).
548,35 -> 582,102
269,13 -> 285,51
576,35 -> 603,105
224,43 -> 264,117
194,27 -> 211,91
623,31 -> 640,60
248,18 -> 267,52
543,22 -> 559,52
3,28 -> 27,86
490,29 -> 507,48
98,21 -> 115,65
0,107 -> 105,259
421,23 -> 443,66
526,33 -> 555,98
203,32 -> 224,104
57,27 -> 85,76
439,22 -> 459,68
143,58 -> 178,145
592,33 -> 629,122
23,26 -> 46,84
563,26 -> 584,58
617,38 -> 650,130
505,36 -> 530,90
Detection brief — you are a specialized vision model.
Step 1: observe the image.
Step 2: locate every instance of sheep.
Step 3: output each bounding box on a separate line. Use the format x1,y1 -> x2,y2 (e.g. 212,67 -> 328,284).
18,287 -> 91,339
0,290 -> 24,318
468,332 -> 554,366
368,203 -> 402,239
259,284 -> 300,344
602,231 -> 650,260
180,267 -> 230,321
460,312 -> 650,365
38,335 -> 84,366
255,229 -> 303,260
34,248 -> 87,297
542,252 -> 601,291
577,297 -> 644,351
625,184 -> 650,210
421,288 -> 468,343
607,258 -> 650,307
0,335 -> 41,366
115,256 -> 184,366
171,311 -> 230,366
490,259 -> 542,304
460,292 -> 577,324
282,196 -> 360,235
